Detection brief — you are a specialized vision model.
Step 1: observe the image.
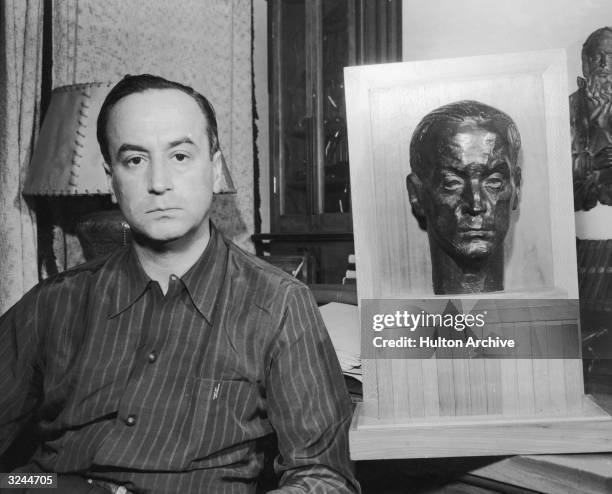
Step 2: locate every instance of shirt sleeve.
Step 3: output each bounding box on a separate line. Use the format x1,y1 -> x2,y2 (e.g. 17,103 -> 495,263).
0,290 -> 43,459
265,283 -> 360,493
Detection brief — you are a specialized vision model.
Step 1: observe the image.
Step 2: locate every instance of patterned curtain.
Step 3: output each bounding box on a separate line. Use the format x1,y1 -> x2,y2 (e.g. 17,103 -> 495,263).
0,0 -> 42,313
52,0 -> 254,268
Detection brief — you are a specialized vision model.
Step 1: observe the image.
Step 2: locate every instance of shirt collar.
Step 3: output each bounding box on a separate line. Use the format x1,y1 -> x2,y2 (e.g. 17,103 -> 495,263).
107,246 -> 152,319
181,223 -> 228,323
108,222 -> 228,323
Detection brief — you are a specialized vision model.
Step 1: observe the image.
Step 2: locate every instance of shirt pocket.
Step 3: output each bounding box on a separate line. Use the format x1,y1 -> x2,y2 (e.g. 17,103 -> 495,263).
184,377 -> 268,465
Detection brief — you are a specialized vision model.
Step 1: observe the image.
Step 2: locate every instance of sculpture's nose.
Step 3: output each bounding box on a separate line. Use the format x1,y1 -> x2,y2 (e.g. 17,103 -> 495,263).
599,51 -> 609,69
462,180 -> 485,215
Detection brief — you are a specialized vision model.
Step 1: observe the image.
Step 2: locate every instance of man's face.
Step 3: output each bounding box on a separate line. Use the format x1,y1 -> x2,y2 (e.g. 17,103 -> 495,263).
415,122 -> 519,262
105,89 -> 221,245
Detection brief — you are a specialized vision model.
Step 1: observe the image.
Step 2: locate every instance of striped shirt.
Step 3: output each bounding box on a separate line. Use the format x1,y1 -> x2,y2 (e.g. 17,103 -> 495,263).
0,225 -> 359,493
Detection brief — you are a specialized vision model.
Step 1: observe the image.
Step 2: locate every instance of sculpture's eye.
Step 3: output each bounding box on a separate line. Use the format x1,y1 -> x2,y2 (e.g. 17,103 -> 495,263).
441,171 -> 464,192
443,178 -> 463,192
484,173 -> 505,191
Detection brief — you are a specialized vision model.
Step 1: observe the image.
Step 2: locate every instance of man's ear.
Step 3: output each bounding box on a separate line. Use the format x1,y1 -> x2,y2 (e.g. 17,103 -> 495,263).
211,150 -> 223,194
512,166 -> 522,210
406,173 -> 425,218
103,160 -> 117,204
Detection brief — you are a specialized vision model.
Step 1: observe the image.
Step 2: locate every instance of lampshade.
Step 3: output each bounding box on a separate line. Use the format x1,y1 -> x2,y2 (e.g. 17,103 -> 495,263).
23,82 -> 236,195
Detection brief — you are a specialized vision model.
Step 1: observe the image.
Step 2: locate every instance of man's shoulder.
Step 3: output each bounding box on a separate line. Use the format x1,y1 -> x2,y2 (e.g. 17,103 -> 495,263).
2,249 -> 126,322
223,239 -> 312,308
29,248 -> 125,300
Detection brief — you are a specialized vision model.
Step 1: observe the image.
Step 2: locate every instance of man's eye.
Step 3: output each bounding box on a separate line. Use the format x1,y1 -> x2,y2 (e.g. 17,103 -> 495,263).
173,153 -> 189,163
126,156 -> 144,167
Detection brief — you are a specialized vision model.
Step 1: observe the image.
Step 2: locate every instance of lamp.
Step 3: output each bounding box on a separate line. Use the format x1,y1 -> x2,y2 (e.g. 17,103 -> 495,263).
24,82 -> 236,260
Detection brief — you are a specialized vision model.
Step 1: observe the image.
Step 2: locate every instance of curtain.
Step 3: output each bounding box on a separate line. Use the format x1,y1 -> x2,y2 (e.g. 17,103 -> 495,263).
52,0 -> 254,267
0,0 -> 42,313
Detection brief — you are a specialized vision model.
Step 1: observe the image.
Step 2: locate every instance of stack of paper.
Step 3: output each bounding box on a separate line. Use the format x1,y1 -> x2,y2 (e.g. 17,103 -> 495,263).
319,302 -> 361,382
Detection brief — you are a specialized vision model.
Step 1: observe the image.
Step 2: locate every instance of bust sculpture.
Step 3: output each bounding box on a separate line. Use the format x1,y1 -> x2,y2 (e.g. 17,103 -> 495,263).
406,100 -> 522,294
571,26 -> 612,211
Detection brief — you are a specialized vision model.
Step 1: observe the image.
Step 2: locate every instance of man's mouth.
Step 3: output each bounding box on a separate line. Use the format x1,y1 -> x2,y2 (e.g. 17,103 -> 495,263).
146,207 -> 181,213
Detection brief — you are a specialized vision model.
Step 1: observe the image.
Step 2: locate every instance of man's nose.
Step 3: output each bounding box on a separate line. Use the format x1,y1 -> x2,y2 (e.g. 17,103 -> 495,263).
148,158 -> 173,194
462,181 -> 485,215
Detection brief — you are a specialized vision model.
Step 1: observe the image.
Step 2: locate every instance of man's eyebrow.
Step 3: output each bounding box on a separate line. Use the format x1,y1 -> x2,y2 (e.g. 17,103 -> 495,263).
116,143 -> 148,157
168,137 -> 196,149
115,138 -> 197,158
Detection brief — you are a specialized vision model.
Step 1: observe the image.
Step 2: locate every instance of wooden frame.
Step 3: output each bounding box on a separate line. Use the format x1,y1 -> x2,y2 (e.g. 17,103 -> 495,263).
346,49 -> 578,299
345,50 -> 612,459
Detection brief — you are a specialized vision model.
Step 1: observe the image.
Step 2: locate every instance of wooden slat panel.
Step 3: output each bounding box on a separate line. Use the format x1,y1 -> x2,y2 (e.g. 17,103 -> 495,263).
422,358 -> 441,418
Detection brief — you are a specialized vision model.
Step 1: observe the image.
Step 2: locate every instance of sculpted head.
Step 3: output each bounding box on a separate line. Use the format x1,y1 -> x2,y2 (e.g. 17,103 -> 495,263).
581,27 -> 612,85
406,100 -> 522,293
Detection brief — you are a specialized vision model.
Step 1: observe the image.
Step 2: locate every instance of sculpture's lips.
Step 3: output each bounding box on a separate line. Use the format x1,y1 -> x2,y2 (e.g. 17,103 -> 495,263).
459,230 -> 495,239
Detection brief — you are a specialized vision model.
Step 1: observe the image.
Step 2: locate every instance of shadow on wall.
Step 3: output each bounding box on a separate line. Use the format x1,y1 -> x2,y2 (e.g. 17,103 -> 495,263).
211,194 -> 249,247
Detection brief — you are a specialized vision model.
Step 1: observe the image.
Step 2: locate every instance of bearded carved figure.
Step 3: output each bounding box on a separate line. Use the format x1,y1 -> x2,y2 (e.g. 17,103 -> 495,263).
572,27 -> 612,211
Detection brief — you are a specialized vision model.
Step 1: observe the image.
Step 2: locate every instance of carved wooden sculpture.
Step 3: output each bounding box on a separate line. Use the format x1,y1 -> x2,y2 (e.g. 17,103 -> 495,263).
571,27 -> 612,211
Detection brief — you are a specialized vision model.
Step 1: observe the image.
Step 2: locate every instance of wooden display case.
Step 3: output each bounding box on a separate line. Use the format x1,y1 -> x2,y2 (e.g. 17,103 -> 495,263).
344,49 -> 612,459
264,0 -> 401,283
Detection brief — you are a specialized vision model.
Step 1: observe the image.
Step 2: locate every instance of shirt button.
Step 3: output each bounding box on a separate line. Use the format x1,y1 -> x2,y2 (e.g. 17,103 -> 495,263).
148,350 -> 157,363
126,414 -> 137,426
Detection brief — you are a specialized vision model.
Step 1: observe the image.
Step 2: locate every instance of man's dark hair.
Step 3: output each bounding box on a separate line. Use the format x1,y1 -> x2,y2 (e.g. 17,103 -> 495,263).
97,74 -> 220,164
409,100 -> 521,180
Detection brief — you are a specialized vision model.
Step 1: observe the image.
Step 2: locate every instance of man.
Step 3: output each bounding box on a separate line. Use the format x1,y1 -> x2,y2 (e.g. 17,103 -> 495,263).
0,75 -> 359,493
571,26 -> 612,211
406,100 -> 522,295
